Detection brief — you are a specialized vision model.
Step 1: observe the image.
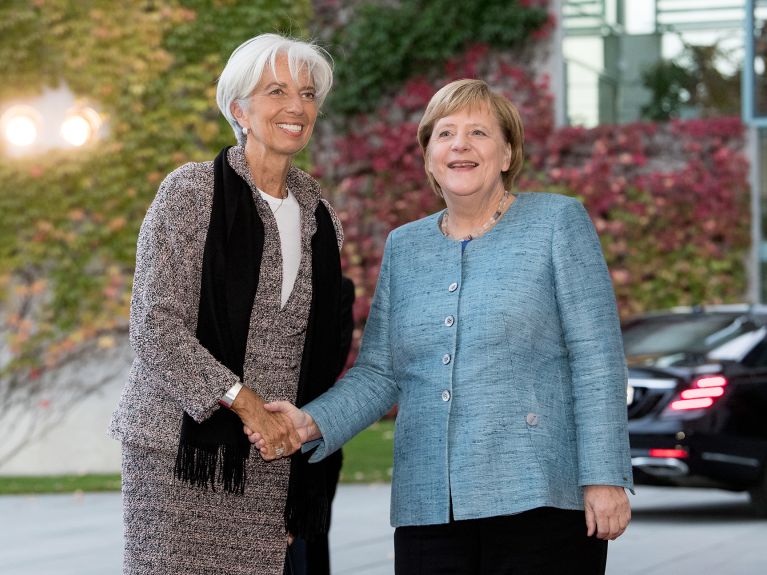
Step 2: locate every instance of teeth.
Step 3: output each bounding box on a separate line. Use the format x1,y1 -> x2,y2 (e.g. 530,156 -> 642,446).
449,162 -> 478,168
277,123 -> 302,133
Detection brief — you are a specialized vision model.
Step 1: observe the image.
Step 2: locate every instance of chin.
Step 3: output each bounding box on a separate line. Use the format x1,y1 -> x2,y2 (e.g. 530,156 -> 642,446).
445,187 -> 484,199
269,142 -> 308,157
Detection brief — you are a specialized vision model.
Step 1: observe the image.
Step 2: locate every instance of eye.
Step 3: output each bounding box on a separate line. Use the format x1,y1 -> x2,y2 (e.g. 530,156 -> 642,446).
269,88 -> 285,96
302,91 -> 316,101
437,129 -> 452,138
471,129 -> 487,136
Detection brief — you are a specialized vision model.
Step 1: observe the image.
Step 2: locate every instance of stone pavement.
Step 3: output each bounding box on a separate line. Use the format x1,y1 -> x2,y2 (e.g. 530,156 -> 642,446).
1,484 -> 766,574
0,483 -> 393,575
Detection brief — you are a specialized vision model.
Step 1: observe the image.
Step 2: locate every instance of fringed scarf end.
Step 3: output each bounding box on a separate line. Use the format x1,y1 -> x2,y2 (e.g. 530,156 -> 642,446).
285,495 -> 331,541
174,441 -> 249,494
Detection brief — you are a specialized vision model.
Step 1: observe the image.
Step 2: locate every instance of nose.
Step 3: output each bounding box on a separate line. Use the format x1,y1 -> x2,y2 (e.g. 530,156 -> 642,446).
450,134 -> 469,151
285,93 -> 305,115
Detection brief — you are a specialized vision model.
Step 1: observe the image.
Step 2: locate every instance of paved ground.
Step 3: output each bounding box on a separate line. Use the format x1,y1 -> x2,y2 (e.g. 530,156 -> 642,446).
0,484 -> 765,574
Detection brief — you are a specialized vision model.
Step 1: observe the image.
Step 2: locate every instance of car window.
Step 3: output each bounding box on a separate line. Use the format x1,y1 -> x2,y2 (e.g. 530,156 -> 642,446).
622,314 -> 763,364
742,336 -> 767,367
708,327 -> 767,361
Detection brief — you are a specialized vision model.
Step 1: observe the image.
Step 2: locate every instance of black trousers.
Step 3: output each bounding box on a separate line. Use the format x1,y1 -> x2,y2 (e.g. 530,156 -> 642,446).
284,538 -> 307,575
394,507 -> 608,575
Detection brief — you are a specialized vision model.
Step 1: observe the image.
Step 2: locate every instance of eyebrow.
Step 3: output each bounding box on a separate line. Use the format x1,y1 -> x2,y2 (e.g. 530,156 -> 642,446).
436,121 -> 491,130
264,81 -> 316,91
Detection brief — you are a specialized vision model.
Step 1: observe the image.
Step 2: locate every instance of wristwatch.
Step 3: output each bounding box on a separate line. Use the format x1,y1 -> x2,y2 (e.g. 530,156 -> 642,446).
218,382 -> 243,409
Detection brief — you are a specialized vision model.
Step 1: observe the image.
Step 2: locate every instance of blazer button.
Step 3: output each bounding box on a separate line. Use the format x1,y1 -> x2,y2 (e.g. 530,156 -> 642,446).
448,282 -> 458,292
526,413 -> 539,427
444,315 -> 455,327
442,353 -> 451,365
441,390 -> 451,402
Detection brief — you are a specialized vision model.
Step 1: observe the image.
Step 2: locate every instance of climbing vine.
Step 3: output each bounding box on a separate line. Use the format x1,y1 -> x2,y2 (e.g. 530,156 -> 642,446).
0,0 -> 753,407
0,0 -> 311,435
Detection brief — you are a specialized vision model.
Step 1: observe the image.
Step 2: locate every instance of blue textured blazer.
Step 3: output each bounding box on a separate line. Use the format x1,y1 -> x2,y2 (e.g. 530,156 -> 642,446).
304,192 -> 634,527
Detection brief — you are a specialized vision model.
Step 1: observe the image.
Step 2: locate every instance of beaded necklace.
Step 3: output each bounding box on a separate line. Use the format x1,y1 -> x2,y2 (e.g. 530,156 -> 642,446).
440,189 -> 511,241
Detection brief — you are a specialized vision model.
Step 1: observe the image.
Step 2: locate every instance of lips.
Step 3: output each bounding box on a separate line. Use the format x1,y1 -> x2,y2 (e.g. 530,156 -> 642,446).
447,161 -> 478,168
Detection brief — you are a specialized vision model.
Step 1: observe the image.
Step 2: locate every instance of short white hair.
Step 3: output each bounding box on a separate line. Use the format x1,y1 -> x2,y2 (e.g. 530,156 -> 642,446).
216,33 -> 334,146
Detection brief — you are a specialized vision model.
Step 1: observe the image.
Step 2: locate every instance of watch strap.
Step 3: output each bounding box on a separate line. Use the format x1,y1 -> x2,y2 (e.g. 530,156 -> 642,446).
218,382 -> 243,408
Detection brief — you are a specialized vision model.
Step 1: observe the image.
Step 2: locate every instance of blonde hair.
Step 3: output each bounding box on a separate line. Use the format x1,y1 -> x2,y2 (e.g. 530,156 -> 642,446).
417,79 -> 525,196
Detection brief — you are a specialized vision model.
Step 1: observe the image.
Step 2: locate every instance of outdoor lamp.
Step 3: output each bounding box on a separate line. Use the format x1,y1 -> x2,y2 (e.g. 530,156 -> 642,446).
0,85 -> 105,157
1,105 -> 42,148
60,106 -> 102,147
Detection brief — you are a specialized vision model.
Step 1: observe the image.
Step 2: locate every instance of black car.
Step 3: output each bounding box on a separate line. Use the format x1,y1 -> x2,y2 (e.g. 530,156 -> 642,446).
623,305 -> 767,515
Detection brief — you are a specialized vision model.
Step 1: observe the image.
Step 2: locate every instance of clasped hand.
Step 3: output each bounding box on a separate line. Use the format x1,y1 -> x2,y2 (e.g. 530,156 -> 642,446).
242,400 -> 318,461
230,388 -> 303,461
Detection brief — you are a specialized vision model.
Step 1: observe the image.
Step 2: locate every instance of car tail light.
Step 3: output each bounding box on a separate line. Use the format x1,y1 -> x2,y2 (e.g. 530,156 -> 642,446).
694,375 -> 727,388
649,448 -> 688,458
670,375 -> 728,411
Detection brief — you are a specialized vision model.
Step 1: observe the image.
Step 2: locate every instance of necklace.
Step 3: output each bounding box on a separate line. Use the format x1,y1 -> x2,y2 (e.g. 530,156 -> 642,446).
272,186 -> 288,215
259,186 -> 289,214
440,189 -> 511,241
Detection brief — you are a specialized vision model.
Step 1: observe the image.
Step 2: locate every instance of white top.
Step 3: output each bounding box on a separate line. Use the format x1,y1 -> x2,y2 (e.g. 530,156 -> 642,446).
258,188 -> 302,308
222,187 -> 302,404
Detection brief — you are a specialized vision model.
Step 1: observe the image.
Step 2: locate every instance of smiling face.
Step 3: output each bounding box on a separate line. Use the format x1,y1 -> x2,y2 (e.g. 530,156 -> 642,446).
232,53 -> 318,159
427,105 -> 512,203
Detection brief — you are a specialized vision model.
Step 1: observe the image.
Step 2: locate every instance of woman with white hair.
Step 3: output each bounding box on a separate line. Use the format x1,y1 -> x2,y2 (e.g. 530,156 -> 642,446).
108,33 -> 345,575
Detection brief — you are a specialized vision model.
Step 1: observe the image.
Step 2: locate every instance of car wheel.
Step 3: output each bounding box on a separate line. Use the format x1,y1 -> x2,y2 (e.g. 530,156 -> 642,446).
750,471 -> 767,517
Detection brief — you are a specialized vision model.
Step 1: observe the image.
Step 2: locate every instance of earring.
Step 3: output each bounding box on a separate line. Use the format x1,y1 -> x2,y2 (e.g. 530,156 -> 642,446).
242,127 -> 249,136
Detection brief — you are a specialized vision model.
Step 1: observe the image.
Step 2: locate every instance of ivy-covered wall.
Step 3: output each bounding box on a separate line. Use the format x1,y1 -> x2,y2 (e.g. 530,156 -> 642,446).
311,0 -> 750,366
0,0 -> 311,382
312,0 -> 554,337
0,0 -> 752,393
533,118 -> 749,316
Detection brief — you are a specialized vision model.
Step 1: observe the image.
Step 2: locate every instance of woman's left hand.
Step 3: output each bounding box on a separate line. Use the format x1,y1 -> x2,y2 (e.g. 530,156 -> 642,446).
583,485 -> 631,540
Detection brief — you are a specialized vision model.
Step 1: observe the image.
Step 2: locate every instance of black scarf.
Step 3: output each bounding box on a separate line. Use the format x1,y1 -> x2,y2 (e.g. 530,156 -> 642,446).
174,146 -> 342,540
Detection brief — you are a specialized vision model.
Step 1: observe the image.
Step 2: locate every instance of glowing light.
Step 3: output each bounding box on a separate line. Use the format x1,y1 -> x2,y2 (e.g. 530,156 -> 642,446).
5,116 -> 37,146
1,88 -> 107,156
694,375 -> 728,388
1,106 -> 41,147
680,387 -> 725,400
61,107 -> 101,147
648,448 -> 688,459
61,115 -> 91,146
667,374 -> 728,412
671,397 -> 715,411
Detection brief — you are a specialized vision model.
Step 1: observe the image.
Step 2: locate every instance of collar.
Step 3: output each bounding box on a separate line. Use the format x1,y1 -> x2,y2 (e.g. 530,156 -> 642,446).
226,145 -> 320,210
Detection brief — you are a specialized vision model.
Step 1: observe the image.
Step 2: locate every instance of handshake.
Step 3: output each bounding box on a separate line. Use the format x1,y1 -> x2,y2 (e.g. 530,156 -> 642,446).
231,386 -> 320,461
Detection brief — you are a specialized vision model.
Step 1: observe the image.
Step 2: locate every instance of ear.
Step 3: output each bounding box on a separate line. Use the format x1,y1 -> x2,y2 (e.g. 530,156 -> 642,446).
502,141 -> 512,172
231,101 -> 245,124
425,145 -> 437,173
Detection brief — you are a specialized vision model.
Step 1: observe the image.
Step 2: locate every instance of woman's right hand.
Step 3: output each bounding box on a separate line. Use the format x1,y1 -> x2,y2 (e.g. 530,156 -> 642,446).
244,401 -> 320,457
231,389 -> 301,460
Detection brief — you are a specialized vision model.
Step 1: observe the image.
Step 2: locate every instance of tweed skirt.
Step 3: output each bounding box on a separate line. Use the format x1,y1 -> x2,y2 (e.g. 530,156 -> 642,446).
121,442 -> 289,575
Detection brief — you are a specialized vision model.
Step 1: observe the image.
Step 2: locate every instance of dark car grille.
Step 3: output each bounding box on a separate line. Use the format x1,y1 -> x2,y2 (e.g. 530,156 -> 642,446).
628,388 -> 665,419
627,377 -> 679,420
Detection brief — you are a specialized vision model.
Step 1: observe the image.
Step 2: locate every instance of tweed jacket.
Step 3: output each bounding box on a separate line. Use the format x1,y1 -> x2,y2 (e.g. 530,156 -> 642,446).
108,148 -> 343,452
303,192 -> 634,527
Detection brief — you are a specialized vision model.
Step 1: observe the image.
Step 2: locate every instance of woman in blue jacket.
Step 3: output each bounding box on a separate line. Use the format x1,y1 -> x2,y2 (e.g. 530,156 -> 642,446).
250,79 -> 633,574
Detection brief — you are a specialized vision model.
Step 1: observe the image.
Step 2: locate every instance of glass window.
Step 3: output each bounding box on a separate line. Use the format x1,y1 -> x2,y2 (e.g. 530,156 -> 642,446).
760,127 -> 767,302
754,5 -> 767,117
742,338 -> 767,367
622,313 -> 760,359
